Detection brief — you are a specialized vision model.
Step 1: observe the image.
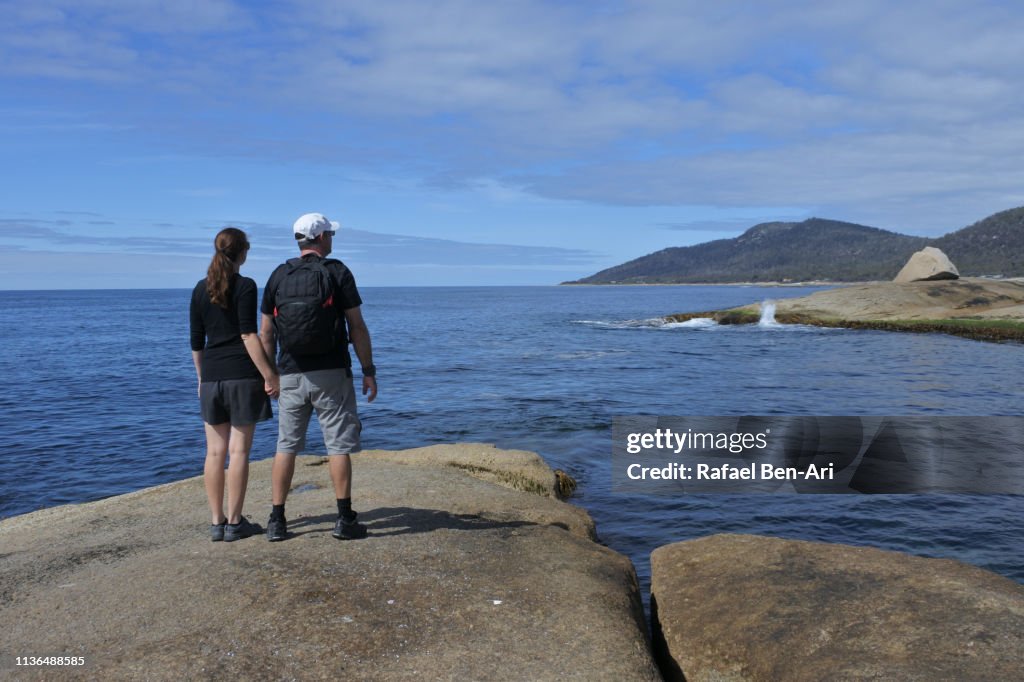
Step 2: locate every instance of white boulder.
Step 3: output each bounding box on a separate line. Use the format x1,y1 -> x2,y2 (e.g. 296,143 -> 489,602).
894,247 -> 959,283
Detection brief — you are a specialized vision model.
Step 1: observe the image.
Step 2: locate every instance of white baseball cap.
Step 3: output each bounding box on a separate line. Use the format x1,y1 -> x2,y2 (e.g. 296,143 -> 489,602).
293,212 -> 340,240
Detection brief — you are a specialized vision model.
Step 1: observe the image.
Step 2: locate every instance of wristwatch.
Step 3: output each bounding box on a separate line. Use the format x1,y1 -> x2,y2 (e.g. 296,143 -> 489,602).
362,364 -> 377,377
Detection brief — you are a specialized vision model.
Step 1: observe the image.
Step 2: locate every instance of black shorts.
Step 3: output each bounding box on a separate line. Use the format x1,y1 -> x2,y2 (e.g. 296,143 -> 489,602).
200,378 -> 272,426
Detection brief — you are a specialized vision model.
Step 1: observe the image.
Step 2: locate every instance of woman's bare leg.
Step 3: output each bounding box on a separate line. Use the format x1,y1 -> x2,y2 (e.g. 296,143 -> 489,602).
226,423 -> 256,524
204,422 -> 231,525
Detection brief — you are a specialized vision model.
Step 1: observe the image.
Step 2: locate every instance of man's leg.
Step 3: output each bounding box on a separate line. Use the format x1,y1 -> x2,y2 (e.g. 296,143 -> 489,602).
267,453 -> 295,541
271,452 -> 296,506
312,370 -> 361,503
328,454 -> 352,500
309,369 -> 366,539
268,373 -> 312,541
328,451 -> 364,539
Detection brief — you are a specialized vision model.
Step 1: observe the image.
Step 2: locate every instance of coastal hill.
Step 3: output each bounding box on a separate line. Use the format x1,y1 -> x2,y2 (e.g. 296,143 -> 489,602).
567,206 -> 1024,284
933,206 -> 1024,276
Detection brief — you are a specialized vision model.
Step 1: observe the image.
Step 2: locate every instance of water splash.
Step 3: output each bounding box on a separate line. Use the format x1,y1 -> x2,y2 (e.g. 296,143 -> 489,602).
759,299 -> 781,327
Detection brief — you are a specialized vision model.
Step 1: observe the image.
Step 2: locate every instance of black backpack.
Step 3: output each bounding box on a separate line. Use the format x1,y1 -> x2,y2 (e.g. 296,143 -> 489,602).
272,258 -> 340,355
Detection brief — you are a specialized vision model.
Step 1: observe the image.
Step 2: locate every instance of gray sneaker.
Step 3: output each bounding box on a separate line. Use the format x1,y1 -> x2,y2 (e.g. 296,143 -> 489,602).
210,522 -> 226,542
223,516 -> 264,542
332,512 -> 367,540
267,515 -> 288,542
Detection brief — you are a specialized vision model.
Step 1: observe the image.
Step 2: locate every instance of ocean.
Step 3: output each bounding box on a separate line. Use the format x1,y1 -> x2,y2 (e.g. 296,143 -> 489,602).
2,286 -> 1022,599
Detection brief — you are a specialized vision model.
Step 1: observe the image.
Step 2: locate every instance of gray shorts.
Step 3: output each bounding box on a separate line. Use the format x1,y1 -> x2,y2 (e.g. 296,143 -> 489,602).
200,378 -> 273,426
277,369 -> 361,455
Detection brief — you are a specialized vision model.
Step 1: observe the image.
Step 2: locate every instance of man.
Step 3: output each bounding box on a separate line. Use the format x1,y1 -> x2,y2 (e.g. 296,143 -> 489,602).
260,212 -> 378,542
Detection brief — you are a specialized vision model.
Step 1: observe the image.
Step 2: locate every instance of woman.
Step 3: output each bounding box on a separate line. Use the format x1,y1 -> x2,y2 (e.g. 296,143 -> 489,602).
190,227 -> 280,542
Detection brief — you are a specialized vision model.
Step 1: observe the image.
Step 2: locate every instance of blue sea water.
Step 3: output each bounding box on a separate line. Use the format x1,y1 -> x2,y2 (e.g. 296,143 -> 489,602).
1,286 -> 1022,599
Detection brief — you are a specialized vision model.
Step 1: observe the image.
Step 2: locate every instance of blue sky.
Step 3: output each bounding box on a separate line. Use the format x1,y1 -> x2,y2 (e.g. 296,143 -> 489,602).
2,0 -> 1023,288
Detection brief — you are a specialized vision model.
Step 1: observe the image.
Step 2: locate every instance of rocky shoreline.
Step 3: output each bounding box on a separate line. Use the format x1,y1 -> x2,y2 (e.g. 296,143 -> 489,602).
666,277 -> 1024,343
0,445 -> 658,681
2,445 -> 1021,680
651,535 -> 1024,681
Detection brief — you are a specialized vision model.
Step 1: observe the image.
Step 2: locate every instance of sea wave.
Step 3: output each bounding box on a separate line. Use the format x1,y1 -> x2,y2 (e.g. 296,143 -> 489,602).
662,317 -> 718,329
573,317 -> 718,330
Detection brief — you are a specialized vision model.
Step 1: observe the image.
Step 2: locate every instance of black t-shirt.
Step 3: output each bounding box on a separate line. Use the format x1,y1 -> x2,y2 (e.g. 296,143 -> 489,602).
261,254 -> 363,375
190,275 -> 262,382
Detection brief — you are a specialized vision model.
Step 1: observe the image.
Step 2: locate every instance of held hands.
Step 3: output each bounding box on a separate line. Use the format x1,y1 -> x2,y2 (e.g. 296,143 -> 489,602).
265,373 -> 281,399
363,375 -> 377,403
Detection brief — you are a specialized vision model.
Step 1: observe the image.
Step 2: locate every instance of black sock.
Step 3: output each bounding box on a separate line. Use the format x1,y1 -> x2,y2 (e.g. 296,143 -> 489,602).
337,498 -> 355,520
270,504 -> 285,521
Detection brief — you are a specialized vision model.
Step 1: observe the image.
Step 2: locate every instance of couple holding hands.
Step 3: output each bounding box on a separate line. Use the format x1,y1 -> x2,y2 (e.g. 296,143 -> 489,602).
188,213 -> 377,543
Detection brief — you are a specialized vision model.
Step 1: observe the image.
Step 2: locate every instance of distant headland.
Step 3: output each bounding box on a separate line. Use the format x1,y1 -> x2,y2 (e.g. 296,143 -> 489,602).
667,275 -> 1024,343
565,206 -> 1024,285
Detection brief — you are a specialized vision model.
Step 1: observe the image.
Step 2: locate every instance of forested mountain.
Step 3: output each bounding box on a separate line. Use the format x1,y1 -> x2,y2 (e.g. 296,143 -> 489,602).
932,207 -> 1024,277
568,207 -> 1024,284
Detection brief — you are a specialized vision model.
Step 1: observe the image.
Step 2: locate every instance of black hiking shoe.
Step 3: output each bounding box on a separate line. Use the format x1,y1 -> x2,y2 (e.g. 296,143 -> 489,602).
210,522 -> 226,542
332,512 -> 367,540
223,516 -> 263,542
267,514 -> 288,542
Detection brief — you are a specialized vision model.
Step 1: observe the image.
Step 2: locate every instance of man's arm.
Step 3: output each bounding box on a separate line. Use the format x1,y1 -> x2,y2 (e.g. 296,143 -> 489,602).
345,306 -> 377,403
242,332 -> 280,398
260,313 -> 278,375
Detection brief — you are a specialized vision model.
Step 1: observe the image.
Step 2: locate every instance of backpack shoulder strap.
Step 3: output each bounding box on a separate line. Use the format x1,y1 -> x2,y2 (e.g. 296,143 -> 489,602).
303,258 -> 337,287
273,258 -> 315,304
320,258 -> 347,284
286,256 -> 333,274
279,257 -> 335,302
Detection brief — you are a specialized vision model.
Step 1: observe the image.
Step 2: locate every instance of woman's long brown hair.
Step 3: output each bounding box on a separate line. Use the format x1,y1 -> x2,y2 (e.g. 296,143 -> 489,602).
206,227 -> 250,308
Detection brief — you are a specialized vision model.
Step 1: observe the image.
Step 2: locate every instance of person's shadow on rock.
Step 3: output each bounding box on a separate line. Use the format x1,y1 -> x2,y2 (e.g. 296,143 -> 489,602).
286,507 -> 554,538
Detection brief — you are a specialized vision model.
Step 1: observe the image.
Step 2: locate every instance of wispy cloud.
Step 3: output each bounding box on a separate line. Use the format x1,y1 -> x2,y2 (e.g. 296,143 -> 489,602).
2,0 -> 1023,248
658,220 -> 791,234
336,228 -> 598,267
0,215 -> 600,272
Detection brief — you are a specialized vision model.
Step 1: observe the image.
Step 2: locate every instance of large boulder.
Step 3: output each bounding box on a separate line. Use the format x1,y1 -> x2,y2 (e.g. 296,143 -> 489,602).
894,246 -> 959,282
651,534 -> 1024,681
0,445 -> 659,681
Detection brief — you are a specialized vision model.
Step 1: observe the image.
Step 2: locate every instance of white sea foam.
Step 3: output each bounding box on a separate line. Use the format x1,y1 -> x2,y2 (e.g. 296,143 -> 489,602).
555,349 -> 631,360
573,318 -> 666,329
662,317 -> 718,329
574,317 -> 719,330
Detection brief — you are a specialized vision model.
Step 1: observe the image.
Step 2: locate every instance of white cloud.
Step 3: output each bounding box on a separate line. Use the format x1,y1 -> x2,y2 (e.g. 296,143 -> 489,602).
2,0 -> 1023,236
0,214 -> 601,279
